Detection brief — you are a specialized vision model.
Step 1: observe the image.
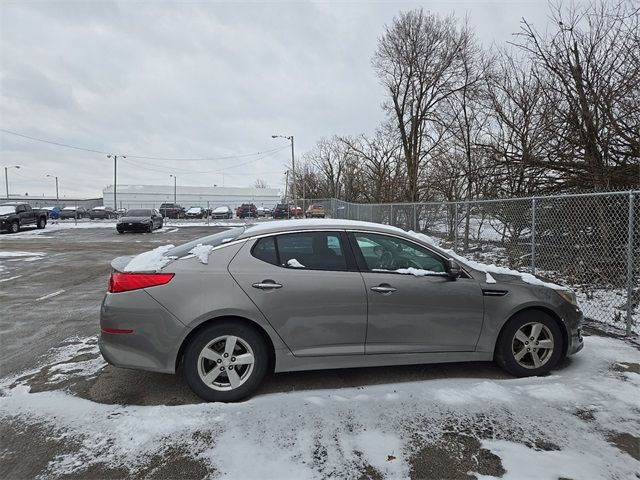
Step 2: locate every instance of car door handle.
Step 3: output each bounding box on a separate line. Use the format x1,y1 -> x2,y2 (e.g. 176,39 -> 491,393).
371,285 -> 397,294
252,281 -> 283,290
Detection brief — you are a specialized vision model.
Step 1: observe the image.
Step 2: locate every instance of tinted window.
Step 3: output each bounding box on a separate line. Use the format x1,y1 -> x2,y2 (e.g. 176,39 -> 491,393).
127,209 -> 152,216
277,232 -> 347,271
251,237 -> 278,265
353,233 -> 445,273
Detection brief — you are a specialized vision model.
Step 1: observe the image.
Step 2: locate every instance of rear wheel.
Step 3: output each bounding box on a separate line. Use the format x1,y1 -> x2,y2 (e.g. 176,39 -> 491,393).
495,310 -> 563,377
37,217 -> 46,229
183,321 -> 269,402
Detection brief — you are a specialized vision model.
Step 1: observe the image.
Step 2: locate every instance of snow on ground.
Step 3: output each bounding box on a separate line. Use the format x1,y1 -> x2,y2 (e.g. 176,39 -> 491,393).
0,335 -> 638,479
0,251 -> 46,258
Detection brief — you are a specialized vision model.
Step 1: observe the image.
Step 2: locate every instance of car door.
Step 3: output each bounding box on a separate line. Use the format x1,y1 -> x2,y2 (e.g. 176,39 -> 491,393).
228,230 -> 368,356
348,231 -> 485,354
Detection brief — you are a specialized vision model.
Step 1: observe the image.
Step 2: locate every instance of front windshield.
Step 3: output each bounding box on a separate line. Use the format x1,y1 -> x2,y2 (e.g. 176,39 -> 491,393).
166,227 -> 244,257
126,209 -> 151,216
0,206 -> 16,215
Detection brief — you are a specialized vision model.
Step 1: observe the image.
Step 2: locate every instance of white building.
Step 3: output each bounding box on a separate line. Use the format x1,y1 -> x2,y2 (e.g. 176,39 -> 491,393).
103,185 -> 281,210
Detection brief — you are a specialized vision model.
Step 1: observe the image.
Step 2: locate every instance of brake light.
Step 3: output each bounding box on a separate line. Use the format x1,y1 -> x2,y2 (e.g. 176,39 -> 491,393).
108,272 -> 174,293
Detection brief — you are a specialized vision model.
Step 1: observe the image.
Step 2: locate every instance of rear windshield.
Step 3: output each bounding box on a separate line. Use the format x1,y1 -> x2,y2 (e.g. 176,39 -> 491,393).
165,227 -> 244,257
126,209 -> 151,216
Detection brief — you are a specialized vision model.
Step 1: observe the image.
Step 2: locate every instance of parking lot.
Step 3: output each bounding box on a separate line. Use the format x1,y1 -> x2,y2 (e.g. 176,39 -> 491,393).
1,221 -> 639,479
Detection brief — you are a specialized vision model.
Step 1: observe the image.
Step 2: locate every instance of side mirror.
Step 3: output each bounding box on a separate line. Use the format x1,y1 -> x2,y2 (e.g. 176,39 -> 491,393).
445,258 -> 461,279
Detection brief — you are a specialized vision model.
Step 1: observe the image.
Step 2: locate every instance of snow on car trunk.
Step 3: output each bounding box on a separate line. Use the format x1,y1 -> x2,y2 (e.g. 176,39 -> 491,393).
123,245 -> 175,272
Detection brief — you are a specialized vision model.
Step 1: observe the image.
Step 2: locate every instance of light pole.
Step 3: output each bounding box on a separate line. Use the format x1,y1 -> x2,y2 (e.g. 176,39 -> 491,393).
46,174 -> 59,206
169,174 -> 177,204
107,154 -> 126,210
4,165 -> 20,199
272,135 -> 296,209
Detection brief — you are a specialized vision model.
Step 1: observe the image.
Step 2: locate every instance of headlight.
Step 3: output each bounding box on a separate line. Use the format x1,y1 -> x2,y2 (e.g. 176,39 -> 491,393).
556,290 -> 577,305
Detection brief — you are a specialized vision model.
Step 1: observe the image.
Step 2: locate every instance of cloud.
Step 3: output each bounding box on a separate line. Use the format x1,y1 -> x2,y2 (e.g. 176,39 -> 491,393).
0,0 -> 551,198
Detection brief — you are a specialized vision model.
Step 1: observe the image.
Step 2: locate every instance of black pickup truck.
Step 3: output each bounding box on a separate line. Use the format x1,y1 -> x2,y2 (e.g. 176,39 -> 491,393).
159,203 -> 185,219
0,203 -> 48,233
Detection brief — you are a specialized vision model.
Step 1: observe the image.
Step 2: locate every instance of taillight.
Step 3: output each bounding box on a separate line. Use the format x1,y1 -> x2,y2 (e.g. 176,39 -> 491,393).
108,272 -> 174,293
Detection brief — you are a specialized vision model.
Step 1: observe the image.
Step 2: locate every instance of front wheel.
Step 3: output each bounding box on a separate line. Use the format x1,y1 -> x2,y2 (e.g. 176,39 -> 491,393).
495,311 -> 563,377
10,221 -> 19,234
182,321 -> 269,402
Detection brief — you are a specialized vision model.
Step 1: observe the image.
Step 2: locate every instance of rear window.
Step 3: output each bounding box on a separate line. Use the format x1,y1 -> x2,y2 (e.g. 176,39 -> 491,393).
166,227 -> 244,258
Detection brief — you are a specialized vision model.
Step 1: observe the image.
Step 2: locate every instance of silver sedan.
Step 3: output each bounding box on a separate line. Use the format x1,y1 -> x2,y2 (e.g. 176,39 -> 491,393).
99,220 -> 584,402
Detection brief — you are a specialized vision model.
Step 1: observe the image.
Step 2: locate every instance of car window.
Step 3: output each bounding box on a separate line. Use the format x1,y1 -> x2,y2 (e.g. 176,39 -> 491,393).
251,237 -> 278,265
276,232 -> 347,271
352,232 -> 446,274
166,227 -> 244,258
16,205 -> 25,213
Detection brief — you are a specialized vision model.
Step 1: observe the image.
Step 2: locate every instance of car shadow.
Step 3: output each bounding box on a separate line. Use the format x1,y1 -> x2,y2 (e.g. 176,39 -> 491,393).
82,356 -> 576,406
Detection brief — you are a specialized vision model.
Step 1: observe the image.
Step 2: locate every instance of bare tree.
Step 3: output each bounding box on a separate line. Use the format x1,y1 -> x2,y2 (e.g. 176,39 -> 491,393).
253,178 -> 269,189
514,0 -> 640,189
373,9 -> 472,202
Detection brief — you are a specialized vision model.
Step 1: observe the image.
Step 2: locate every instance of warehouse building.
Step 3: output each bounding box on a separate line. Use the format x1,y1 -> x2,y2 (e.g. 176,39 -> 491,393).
102,185 -> 282,210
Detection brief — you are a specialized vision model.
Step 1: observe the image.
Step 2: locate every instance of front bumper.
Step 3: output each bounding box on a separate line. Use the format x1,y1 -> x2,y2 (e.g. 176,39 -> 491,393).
117,222 -> 151,232
564,305 -> 584,356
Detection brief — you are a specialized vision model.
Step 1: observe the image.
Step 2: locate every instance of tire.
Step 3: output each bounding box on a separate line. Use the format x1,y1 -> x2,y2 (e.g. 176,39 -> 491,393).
10,221 -> 19,234
148,223 -> 154,233
117,228 -> 124,234
37,217 -> 46,229
182,321 -> 269,402
495,310 -> 563,377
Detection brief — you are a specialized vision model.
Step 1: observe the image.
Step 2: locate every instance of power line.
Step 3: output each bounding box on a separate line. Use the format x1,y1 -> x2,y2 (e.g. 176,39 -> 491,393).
0,128 -> 290,161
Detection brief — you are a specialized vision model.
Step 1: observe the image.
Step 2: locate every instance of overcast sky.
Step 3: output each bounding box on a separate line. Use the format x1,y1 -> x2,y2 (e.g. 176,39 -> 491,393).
1,0 -> 560,199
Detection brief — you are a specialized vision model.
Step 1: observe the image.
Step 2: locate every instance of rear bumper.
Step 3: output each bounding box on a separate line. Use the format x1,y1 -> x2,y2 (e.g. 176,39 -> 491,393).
99,290 -> 189,373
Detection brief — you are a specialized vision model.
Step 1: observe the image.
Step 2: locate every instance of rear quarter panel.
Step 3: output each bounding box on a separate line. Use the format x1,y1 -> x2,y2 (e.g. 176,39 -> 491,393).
144,241 -> 291,356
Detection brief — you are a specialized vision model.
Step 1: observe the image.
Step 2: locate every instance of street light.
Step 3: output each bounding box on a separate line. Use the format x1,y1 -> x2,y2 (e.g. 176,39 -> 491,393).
272,135 -> 296,208
107,154 -> 126,210
3,165 -> 20,199
169,174 -> 177,204
46,174 -> 59,206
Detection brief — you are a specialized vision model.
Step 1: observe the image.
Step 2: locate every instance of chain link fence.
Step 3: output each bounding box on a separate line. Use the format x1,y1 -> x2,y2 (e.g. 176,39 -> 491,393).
306,192 -> 639,336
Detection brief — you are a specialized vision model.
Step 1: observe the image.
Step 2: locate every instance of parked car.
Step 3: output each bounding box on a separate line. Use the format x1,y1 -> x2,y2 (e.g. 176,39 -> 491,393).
0,203 -> 47,233
305,204 -> 326,218
115,208 -> 127,218
256,206 -> 271,217
272,203 -> 291,219
159,203 -> 185,219
59,206 -> 88,220
116,208 -> 164,233
89,206 -> 116,220
100,219 -> 584,403
290,205 -> 303,217
211,206 -> 233,219
185,206 -> 205,219
237,203 -> 257,219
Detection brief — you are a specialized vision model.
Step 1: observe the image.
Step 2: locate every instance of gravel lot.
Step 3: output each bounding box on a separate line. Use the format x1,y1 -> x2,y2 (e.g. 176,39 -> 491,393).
0,221 -> 638,479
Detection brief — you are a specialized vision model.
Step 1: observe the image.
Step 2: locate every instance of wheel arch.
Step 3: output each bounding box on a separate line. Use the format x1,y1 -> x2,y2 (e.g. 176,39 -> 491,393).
175,315 -> 276,373
495,306 -> 569,358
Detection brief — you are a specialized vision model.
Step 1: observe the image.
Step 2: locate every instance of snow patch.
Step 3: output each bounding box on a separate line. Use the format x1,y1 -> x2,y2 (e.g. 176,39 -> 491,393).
287,258 -> 305,268
187,244 -> 215,264
485,272 -> 497,284
123,245 -> 175,272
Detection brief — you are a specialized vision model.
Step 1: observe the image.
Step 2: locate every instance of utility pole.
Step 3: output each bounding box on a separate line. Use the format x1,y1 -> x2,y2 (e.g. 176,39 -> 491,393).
272,135 -> 296,210
107,155 -> 125,210
284,170 -> 289,200
170,174 -> 177,204
4,165 -> 20,199
46,174 -> 59,206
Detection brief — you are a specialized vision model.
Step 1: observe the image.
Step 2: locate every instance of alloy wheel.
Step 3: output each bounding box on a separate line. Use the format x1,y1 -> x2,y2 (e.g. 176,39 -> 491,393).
197,335 -> 255,391
512,322 -> 555,369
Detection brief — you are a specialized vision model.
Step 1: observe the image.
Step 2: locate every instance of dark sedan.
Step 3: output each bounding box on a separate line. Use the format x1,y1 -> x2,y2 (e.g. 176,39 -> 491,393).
116,209 -> 163,233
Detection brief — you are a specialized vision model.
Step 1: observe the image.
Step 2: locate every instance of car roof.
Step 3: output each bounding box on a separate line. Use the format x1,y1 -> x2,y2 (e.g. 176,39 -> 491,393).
238,219 -> 418,239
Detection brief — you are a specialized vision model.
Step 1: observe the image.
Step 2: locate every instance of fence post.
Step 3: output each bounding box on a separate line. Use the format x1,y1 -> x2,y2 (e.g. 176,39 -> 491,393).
207,201 -> 210,226
626,191 -> 635,337
390,204 -> 393,226
454,202 -> 459,252
413,204 -> 417,231
531,197 -> 537,274
357,203 -> 360,221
